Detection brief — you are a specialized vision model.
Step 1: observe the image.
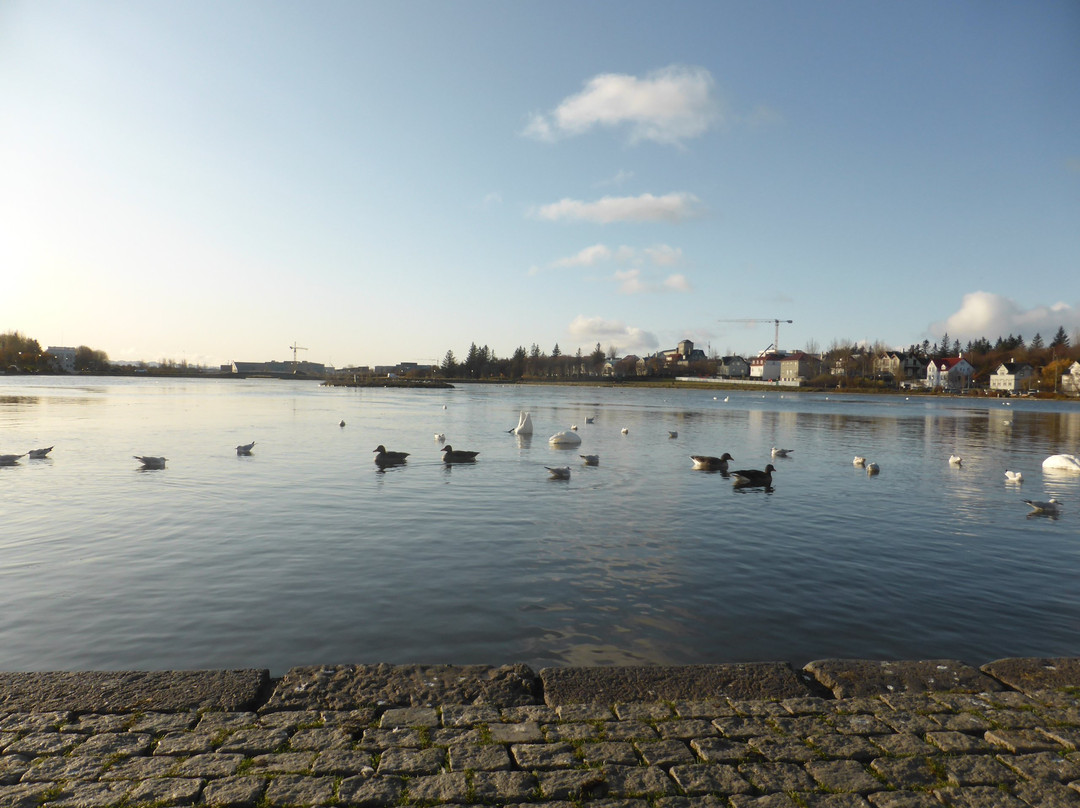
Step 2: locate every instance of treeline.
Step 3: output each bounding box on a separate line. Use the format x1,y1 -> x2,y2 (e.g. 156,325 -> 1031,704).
0,331 -> 109,373
438,342 -> 611,380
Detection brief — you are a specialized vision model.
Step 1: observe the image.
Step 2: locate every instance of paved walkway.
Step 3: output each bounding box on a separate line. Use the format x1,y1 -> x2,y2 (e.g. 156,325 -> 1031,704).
2,658 -> 1080,807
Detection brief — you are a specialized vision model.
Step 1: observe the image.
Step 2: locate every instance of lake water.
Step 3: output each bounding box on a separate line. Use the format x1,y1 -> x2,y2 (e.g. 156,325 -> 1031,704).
1,376 -> 1078,676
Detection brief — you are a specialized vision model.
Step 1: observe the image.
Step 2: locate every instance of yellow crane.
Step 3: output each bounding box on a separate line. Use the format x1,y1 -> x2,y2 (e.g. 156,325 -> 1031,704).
289,342 -> 308,373
717,319 -> 793,353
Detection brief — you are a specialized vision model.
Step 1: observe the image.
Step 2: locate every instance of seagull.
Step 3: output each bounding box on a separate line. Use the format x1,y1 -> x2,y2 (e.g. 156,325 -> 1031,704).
434,433 -> 446,442
134,456 -> 167,470
28,446 -> 53,459
236,441 -> 255,456
571,424 -> 578,431
441,445 -> 479,463
668,431 -> 678,439
949,455 -> 963,466
866,462 -> 880,475
0,453 -> 27,466
723,396 -> 729,402
1005,470 -> 1024,483
373,445 -> 409,466
1023,498 -> 1062,516
853,456 -> 867,467
580,454 -> 599,466
690,453 -> 733,471
731,464 -> 775,487
545,466 -> 571,480
771,447 -> 793,458
621,428 -> 629,435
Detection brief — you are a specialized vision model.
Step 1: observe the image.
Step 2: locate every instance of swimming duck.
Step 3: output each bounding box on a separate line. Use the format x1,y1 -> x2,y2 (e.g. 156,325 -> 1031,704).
668,431 -> 678,439
730,464 -> 775,487
690,453 -> 733,471
1023,498 -> 1062,516
545,466 -> 571,480
236,441 -> 255,456
441,445 -> 479,463
771,447 -> 792,458
580,454 -> 599,466
28,446 -> 53,459
134,456 -> 167,469
373,445 -> 409,466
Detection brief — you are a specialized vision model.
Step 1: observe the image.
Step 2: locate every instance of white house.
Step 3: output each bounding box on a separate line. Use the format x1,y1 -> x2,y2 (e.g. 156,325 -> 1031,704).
989,361 -> 1035,393
925,356 -> 975,390
749,353 -> 783,381
46,346 -> 77,373
1062,361 -> 1080,397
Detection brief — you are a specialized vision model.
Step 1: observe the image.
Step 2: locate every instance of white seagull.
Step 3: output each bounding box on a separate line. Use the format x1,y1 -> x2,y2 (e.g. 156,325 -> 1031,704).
134,456 -> 167,469
236,441 -> 255,456
771,447 -> 793,458
853,456 -> 867,467
580,454 -> 599,466
434,433 -> 446,442
621,427 -> 629,435
949,455 -> 963,466
545,466 -> 571,480
1023,498 -> 1062,516
1004,470 -> 1024,483
28,446 -> 53,459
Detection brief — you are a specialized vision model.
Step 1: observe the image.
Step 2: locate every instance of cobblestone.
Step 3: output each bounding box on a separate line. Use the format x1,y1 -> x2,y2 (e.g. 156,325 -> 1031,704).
1,658 -> 1080,805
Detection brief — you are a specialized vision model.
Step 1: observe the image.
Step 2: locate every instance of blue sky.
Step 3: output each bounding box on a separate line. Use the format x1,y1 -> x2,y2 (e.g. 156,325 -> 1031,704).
2,1 -> 1077,367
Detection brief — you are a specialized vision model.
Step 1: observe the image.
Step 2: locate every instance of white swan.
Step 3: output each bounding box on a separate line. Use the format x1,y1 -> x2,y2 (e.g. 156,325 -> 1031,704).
949,455 -> 962,466
1023,498 -> 1062,515
513,411 -> 533,435
548,431 -> 582,446
1004,470 -> 1024,483
1043,454 -> 1080,472
134,456 -> 167,469
545,466 -> 571,480
580,454 -> 599,466
771,447 -> 792,458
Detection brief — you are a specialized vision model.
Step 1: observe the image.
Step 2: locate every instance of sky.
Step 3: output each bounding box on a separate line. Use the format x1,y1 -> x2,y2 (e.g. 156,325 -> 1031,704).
1,1 -> 1078,368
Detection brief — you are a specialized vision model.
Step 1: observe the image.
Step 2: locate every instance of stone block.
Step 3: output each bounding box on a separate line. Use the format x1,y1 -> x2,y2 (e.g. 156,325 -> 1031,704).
804,659 -> 1003,699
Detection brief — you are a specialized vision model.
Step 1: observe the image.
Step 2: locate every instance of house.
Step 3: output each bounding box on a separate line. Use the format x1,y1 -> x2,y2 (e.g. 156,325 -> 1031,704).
603,355 -> 640,377
925,356 -> 975,390
716,356 -> 750,378
874,351 -> 928,381
46,346 -> 77,373
830,347 -> 869,378
660,339 -> 707,366
989,361 -> 1035,393
780,352 -> 822,383
749,352 -> 784,381
1061,362 -> 1080,396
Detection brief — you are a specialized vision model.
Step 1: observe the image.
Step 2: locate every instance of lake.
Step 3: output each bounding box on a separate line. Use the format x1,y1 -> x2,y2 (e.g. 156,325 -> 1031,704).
1,376 -> 1078,675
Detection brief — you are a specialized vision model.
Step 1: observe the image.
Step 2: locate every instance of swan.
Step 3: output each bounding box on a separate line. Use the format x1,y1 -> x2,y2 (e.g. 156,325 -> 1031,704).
373,445 -> 409,466
236,441 -> 255,456
668,431 -> 678,439
1004,470 -> 1024,483
545,466 -> 571,480
1043,454 -> 1080,472
441,445 -> 479,463
771,447 -> 792,458
134,456 -> 167,469
512,411 -> 533,435
580,454 -> 599,466
690,453 -> 733,471
28,446 -> 53,459
0,453 -> 26,465
548,431 -> 582,446
1023,498 -> 1062,515
853,456 -> 866,467
866,462 -> 880,475
731,464 -> 776,487
949,455 -> 962,466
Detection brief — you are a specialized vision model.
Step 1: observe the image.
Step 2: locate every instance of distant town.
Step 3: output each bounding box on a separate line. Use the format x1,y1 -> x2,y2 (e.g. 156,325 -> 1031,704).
2,327 -> 1079,397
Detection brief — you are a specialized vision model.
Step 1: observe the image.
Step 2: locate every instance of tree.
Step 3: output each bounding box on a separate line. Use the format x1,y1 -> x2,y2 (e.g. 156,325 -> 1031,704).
589,342 -> 605,375
1050,326 -> 1070,350
1030,333 -> 1044,350
440,350 -> 458,377
551,343 -> 561,357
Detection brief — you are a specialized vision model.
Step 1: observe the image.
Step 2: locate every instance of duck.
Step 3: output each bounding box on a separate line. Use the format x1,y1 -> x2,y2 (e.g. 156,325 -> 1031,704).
441,445 -> 479,463
545,466 -> 571,480
134,456 -> 167,469
585,417 -> 595,424
866,462 -> 880,476
0,453 -> 27,465
730,464 -> 775,487
1004,470 -> 1024,483
690,453 -> 733,471
373,445 -> 409,466
548,431 -> 582,446
771,447 -> 792,458
668,431 -> 678,439
1023,498 -> 1062,516
236,441 -> 255,456
28,446 -> 53,459
949,455 -> 963,466
580,454 -> 599,466
853,456 -> 867,467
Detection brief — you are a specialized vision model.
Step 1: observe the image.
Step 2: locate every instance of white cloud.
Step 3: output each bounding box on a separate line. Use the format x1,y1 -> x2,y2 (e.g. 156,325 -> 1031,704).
644,244 -> 682,266
662,273 -> 691,292
931,291 -> 1080,342
551,244 -> 612,268
524,65 -> 719,145
568,315 -> 659,353
613,269 -> 648,294
534,192 -> 701,224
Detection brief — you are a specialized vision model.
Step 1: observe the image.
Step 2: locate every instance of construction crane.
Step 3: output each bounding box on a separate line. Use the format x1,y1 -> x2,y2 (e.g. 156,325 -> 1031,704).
717,319 -> 793,353
289,342 -> 308,373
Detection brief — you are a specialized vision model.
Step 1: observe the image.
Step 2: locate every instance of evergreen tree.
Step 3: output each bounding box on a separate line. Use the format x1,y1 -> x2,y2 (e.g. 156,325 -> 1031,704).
1050,326 -> 1070,349
440,350 -> 458,377
1030,332 -> 1044,350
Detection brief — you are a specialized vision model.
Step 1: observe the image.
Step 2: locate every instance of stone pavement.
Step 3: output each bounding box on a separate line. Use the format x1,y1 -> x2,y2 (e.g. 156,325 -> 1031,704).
3,658 -> 1080,807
